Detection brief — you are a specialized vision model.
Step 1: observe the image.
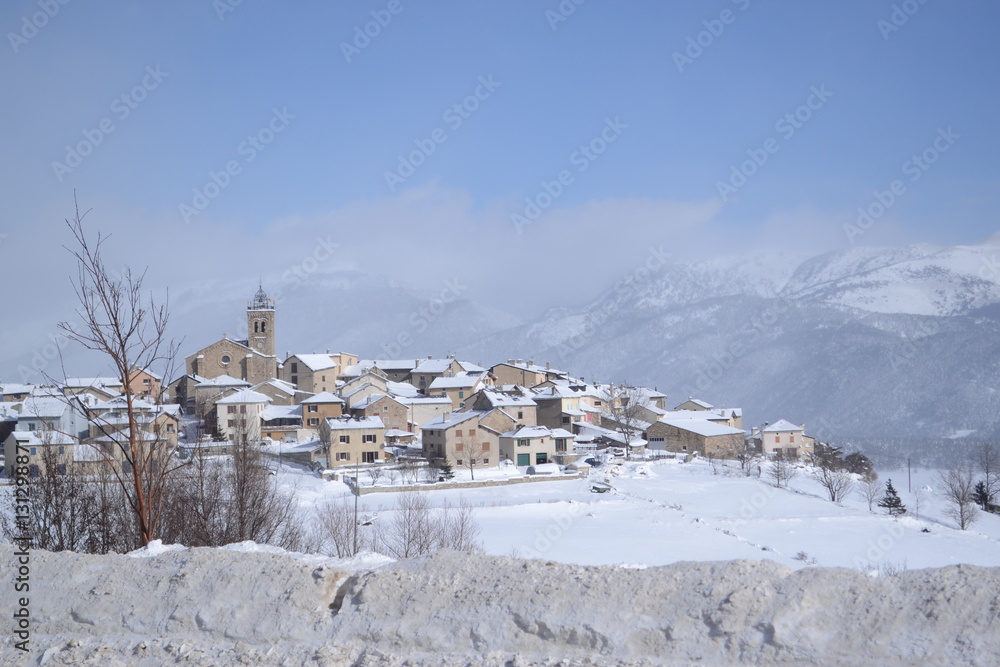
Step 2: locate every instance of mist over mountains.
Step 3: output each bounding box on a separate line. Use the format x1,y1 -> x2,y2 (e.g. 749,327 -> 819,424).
11,237 -> 1000,447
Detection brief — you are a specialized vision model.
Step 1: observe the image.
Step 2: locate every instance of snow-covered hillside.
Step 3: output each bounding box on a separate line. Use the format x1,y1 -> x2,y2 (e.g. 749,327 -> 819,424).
4,459 -> 1000,666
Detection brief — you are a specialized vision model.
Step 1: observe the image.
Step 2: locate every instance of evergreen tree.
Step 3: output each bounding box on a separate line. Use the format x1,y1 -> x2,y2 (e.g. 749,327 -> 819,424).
973,480 -> 993,511
877,479 -> 907,516
438,461 -> 455,480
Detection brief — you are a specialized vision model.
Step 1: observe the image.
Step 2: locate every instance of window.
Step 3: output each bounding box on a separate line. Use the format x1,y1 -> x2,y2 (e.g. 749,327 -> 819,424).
562,416 -> 570,424
307,405 -> 318,413
29,465 -> 39,478
455,442 -> 464,452
240,405 -> 246,414
470,459 -> 477,465
227,406 -> 236,414
482,442 -> 490,451
336,452 -> 350,461
261,321 -> 266,333
339,435 -> 350,444
166,423 -> 175,433
775,435 -> 781,443
789,435 -> 795,443
517,411 -> 523,419
363,434 -> 377,443
458,391 -> 464,399
58,446 -> 65,454
456,459 -> 463,466
362,451 -> 377,463
254,322 -> 259,333
221,355 -> 231,364
228,420 -> 235,428
56,464 -> 67,475
291,375 -> 298,384
308,418 -> 319,427
594,400 -> 602,407
321,375 -> 326,382
143,378 -> 151,385
556,438 -> 567,452
517,439 -> 529,447
30,447 -> 36,455
291,363 -> 298,373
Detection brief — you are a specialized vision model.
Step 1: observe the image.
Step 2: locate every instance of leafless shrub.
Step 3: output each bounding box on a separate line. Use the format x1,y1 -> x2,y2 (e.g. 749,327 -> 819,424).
813,466 -> 854,503
938,465 -> 980,530
767,455 -> 797,488
858,475 -> 881,512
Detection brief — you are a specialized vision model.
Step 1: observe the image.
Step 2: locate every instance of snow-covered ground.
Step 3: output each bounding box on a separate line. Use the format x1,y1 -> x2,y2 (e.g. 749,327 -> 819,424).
285,456 -> 1000,572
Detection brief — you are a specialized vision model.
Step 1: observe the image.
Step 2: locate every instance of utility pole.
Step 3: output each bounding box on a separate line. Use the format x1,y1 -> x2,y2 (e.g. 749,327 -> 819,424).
907,457 -> 912,494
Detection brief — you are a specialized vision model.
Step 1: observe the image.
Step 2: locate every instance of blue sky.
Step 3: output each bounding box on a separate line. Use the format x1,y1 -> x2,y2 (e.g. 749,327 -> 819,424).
2,0 -> 999,374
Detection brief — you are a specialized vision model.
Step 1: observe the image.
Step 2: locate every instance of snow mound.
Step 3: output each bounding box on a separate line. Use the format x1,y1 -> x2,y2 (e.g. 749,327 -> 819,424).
2,547 -> 998,665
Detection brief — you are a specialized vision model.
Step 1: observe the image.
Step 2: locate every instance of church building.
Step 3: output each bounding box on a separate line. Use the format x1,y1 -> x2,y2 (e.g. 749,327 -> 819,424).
182,285 -> 280,387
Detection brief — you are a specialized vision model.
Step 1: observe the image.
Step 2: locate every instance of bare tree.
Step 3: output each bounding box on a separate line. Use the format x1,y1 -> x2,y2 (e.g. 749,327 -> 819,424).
736,448 -> 762,477
971,442 -> 998,506
316,497 -> 360,558
58,199 -> 182,547
458,439 -> 487,481
811,447 -> 854,503
603,383 -> 648,457
767,454 -> 797,488
858,475 -> 881,512
938,465 -> 979,530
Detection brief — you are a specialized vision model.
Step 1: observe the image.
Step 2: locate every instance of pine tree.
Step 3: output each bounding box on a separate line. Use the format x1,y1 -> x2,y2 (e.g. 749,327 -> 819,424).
438,461 -> 455,480
877,478 -> 907,516
973,480 -> 993,511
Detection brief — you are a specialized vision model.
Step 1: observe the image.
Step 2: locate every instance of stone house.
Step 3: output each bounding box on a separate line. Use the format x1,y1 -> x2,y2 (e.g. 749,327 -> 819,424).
320,416 -> 386,466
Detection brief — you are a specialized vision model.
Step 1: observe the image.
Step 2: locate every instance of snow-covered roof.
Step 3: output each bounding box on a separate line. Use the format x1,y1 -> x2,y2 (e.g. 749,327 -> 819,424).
429,373 -> 482,390
262,404 -> 302,421
8,430 -> 75,446
457,361 -> 487,373
216,389 -> 272,405
501,425 -> 551,439
763,419 -> 804,433
661,419 -> 745,437
301,391 -> 345,404
341,383 -> 376,400
0,383 -> 34,396
421,411 -> 481,431
64,377 -> 122,389
373,359 -> 419,371
549,428 -> 576,439
413,358 -> 456,374
324,416 -> 384,430
196,375 -> 250,388
679,398 -> 714,409
253,379 -> 298,397
386,381 -> 421,398
93,396 -> 158,412
396,395 -> 452,406
385,428 -> 413,437
478,390 -> 536,408
16,396 -> 69,419
288,354 -> 338,372
658,410 -> 731,423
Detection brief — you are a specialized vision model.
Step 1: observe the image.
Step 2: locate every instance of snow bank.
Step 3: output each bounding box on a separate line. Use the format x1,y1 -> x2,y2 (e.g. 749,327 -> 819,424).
2,546 -> 998,665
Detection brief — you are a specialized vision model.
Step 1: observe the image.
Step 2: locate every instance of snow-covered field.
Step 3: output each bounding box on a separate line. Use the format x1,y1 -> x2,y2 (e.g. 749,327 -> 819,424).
4,457 -> 999,665
287,456 -> 1000,572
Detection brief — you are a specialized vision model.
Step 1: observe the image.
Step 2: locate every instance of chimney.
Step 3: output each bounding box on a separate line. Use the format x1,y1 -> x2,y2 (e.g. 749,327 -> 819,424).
527,359 -> 534,367
428,355 -> 433,360
508,359 -> 516,364
546,361 -> 551,370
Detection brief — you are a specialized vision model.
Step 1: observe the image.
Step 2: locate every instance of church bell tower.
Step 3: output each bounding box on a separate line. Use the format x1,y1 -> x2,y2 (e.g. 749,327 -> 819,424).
247,283 -> 275,357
